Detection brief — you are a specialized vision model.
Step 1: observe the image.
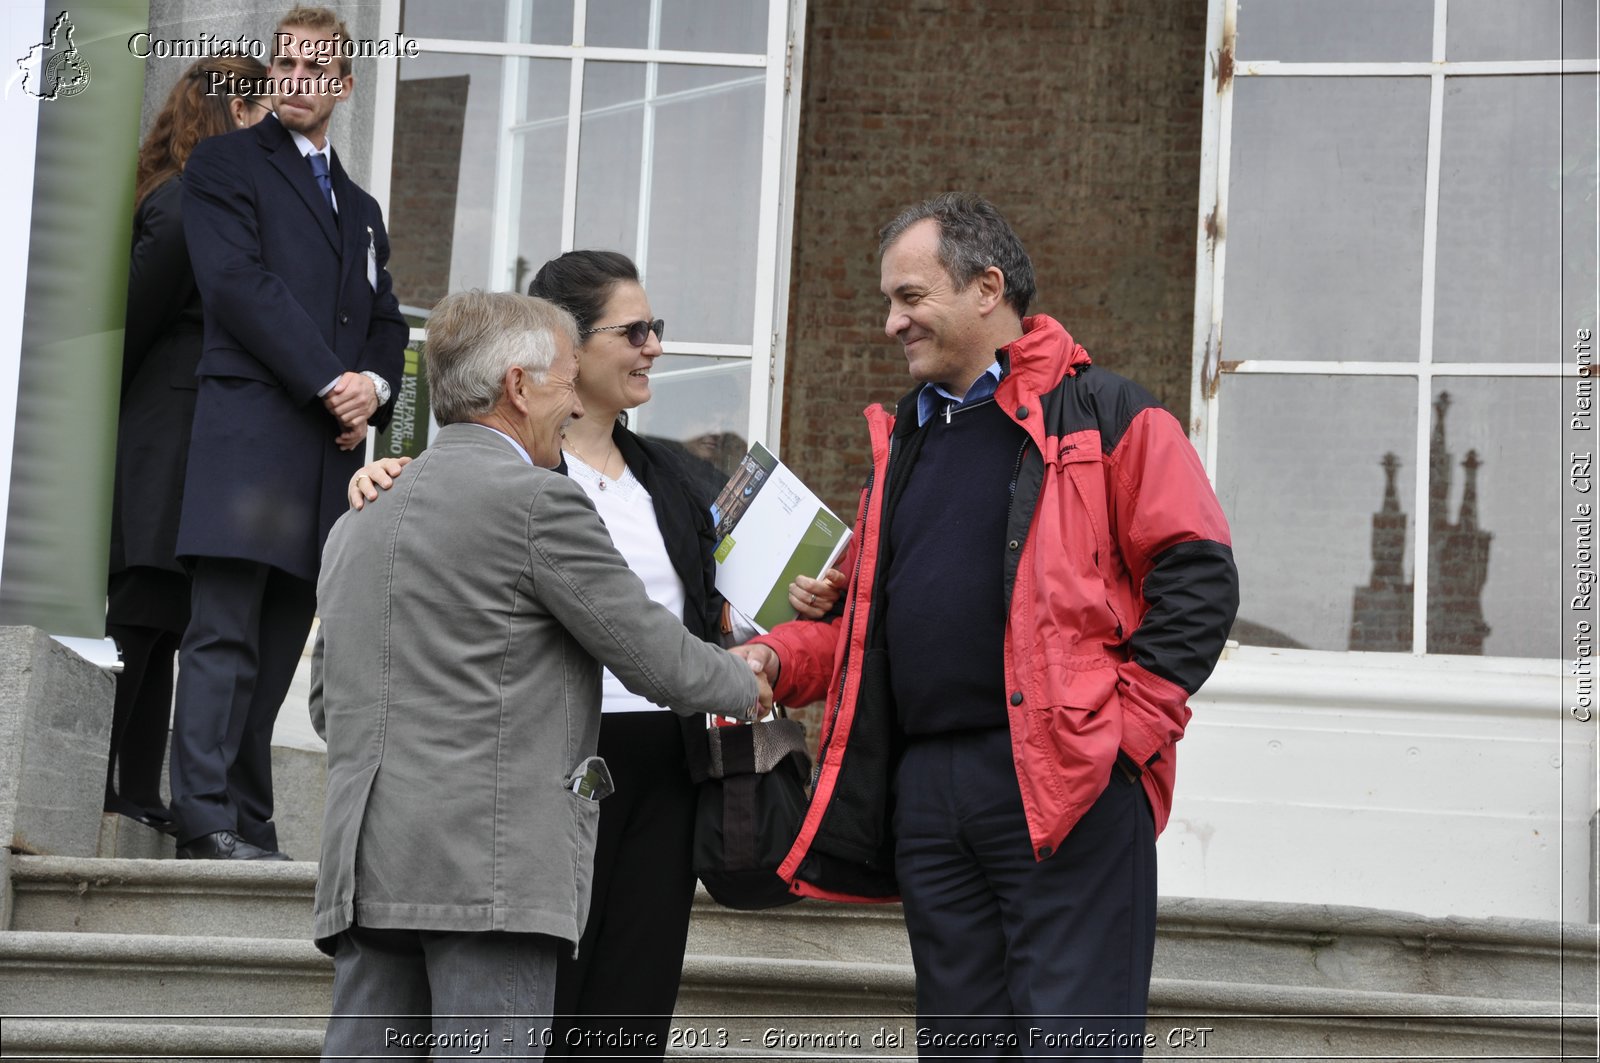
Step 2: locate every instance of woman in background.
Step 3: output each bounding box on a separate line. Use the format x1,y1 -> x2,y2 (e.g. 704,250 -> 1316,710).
536,252 -> 756,1058
350,252 -> 844,1058
104,55 -> 271,832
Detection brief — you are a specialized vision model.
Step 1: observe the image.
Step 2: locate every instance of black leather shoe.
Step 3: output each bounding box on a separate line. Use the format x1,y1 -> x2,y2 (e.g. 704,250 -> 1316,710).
104,796 -> 179,836
176,830 -> 281,861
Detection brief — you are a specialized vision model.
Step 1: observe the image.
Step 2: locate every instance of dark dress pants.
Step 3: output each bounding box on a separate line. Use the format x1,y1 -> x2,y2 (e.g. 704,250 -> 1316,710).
103,621 -> 179,814
894,727 -> 1157,1060
548,711 -> 699,1060
322,925 -> 560,1061
104,565 -> 192,817
169,556 -> 316,849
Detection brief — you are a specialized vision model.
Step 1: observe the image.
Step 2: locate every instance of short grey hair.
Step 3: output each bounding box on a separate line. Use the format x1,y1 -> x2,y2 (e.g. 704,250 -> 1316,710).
878,192 -> 1036,318
424,290 -> 579,425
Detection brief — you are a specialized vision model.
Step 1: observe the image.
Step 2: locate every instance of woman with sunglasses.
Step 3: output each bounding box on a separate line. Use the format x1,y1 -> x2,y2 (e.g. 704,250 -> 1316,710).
349,251 -> 843,1057
105,55 -> 271,834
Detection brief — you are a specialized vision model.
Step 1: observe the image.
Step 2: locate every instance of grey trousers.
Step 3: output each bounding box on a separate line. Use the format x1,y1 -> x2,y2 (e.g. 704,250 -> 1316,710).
321,926 -> 560,1061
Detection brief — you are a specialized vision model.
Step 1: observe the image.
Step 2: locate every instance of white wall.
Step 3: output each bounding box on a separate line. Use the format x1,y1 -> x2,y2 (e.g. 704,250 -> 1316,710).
1161,646 -> 1593,923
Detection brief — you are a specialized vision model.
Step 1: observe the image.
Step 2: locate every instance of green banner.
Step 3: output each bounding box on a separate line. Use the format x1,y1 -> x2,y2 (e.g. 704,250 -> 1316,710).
0,3 -> 149,637
373,343 -> 430,460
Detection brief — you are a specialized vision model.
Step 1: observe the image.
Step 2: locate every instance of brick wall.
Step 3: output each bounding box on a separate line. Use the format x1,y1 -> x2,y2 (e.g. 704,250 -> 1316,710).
781,0 -> 1209,516
388,75 -> 470,312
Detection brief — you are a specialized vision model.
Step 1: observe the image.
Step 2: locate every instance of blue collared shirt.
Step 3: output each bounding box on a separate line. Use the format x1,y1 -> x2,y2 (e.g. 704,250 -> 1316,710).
468,422 -> 533,465
915,360 -> 1003,427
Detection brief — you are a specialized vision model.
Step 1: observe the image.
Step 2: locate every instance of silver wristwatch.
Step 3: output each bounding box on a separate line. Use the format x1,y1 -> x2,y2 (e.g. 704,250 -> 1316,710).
361,370 -> 392,405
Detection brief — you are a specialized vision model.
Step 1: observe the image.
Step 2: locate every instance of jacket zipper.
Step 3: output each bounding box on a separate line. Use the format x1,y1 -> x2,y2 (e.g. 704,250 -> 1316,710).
1007,440 -> 1027,499
1002,439 -> 1030,615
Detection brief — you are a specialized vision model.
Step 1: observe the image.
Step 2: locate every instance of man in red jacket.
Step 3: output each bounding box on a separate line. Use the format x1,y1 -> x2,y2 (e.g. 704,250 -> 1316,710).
733,193 -> 1238,1057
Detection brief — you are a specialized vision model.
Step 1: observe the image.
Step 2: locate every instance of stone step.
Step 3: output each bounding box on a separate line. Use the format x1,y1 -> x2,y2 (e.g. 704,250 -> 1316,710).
0,931 -> 331,1024
0,1019 -> 322,1063
14,854 -> 1597,1008
1154,894 -> 1598,1005
9,856 -> 317,940
676,955 -> 1595,1057
2,925 -> 1592,1060
4,969 -> 1590,1062
1148,980 -> 1595,1060
685,897 -> 911,967
667,892 -> 1600,1006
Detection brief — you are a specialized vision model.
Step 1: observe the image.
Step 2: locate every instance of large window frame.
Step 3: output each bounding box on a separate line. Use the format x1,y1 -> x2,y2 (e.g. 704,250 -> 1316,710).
368,0 -> 807,452
1190,0 -> 1599,662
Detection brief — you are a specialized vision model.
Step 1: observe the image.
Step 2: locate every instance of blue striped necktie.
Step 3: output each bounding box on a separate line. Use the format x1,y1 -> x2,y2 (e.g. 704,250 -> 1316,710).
307,152 -> 335,215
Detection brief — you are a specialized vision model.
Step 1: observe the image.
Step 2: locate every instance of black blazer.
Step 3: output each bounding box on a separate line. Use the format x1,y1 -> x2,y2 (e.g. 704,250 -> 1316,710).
110,176 -> 205,577
614,424 -> 728,643
176,116 -> 408,582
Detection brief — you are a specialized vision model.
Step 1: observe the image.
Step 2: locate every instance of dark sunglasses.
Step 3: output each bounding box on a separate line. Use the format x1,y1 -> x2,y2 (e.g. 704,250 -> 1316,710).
579,318 -> 664,347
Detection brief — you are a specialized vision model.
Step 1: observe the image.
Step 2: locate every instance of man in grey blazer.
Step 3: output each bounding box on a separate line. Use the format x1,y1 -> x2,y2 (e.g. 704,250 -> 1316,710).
311,291 -> 769,1060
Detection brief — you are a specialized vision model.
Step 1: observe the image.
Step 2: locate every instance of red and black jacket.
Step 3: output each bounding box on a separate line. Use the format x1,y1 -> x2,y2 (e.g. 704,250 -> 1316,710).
754,315 -> 1239,902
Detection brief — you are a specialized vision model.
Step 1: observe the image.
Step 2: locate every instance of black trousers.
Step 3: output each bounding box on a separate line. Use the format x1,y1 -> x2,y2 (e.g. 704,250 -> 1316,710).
548,712 -> 699,1060
169,556 -> 316,849
894,728 -> 1157,1060
103,621 -> 178,814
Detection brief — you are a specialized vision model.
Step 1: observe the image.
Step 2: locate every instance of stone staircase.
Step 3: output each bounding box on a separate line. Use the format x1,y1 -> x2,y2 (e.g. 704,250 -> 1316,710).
1,627 -> 1595,1059
2,849 -> 1595,1061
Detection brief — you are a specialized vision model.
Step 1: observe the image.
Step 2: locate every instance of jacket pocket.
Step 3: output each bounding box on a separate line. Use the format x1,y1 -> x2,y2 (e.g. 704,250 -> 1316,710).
1031,449 -> 1122,649
1019,668 -> 1123,839
567,785 -> 603,936
565,756 -> 614,802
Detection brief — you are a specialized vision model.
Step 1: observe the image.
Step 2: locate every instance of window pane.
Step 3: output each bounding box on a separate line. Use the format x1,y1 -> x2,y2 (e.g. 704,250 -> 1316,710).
630,356 -> 751,479
585,0 -> 768,53
586,0 -> 652,48
1234,0 -> 1434,62
645,65 -> 764,344
512,62 -> 574,292
1447,0 -> 1598,61
1217,376 -> 1418,653
1423,380 -> 1562,658
660,0 -> 767,54
571,63 -> 765,343
1434,76 -> 1599,363
402,0 -> 574,45
1225,78 -> 1429,361
574,62 -> 645,258
392,55 -> 569,310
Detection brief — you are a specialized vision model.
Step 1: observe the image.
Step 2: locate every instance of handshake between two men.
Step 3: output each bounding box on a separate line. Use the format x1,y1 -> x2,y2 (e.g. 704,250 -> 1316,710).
312,293 -> 782,1055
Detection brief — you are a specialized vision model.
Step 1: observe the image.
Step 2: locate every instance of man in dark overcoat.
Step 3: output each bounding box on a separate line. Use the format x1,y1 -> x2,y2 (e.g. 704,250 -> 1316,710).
170,4 -> 407,859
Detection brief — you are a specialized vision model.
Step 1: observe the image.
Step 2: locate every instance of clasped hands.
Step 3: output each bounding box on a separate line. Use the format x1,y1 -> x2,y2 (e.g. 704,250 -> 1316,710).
325,371 -> 380,451
735,655 -> 777,722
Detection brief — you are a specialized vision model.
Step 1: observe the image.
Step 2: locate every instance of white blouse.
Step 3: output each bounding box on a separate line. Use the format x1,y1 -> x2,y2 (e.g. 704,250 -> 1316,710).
564,450 -> 687,713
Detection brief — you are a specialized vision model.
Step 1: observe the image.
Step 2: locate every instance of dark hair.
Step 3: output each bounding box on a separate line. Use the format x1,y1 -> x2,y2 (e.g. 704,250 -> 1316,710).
878,192 -> 1036,318
527,250 -> 640,333
134,55 -> 269,207
275,4 -> 354,77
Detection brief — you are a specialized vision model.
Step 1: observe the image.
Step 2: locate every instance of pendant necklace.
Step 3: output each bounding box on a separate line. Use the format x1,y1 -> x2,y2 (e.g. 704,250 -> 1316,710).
569,439 -> 620,489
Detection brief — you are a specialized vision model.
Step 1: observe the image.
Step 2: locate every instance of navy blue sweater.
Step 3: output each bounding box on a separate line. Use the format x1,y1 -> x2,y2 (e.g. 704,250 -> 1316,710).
883,398 -> 1028,735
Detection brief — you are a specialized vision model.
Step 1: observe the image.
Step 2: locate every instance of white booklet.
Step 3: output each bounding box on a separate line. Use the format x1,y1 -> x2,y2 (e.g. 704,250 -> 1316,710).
711,442 -> 852,633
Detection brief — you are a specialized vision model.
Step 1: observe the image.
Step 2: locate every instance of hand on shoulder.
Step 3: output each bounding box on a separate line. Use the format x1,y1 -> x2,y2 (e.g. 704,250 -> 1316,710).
348,455 -> 411,509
